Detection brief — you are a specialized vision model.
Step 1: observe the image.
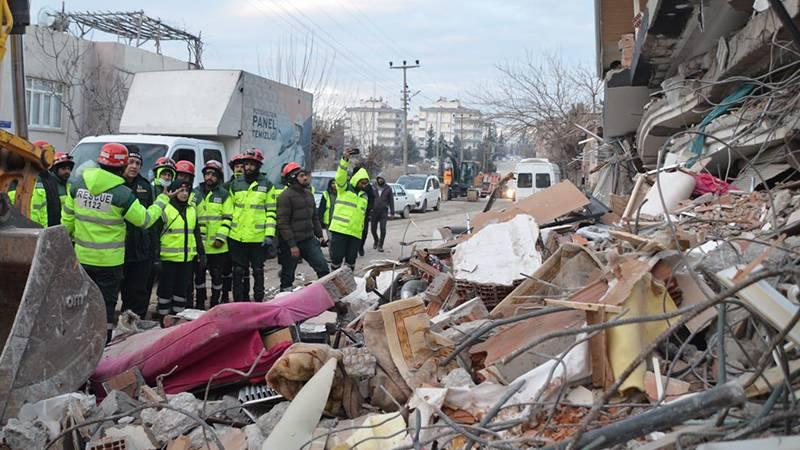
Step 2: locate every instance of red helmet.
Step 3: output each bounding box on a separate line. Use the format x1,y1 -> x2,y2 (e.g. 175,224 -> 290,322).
154,156 -> 177,171
281,162 -> 303,177
97,143 -> 129,168
175,160 -> 195,177
242,148 -> 264,164
52,151 -> 75,169
32,140 -> 51,148
228,153 -> 242,169
203,160 -> 224,175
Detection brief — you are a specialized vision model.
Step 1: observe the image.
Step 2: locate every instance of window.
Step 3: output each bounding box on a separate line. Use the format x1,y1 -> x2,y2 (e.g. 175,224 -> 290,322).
517,173 -> 532,188
432,178 -> 440,189
203,148 -> 223,165
536,173 -> 551,188
172,148 -> 196,165
25,78 -> 63,129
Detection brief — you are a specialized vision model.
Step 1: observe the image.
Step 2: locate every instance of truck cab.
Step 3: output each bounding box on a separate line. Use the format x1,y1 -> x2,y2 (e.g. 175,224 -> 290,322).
70,135 -> 231,185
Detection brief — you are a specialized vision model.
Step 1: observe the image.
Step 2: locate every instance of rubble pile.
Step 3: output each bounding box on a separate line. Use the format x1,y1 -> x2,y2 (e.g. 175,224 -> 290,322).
2,175 -> 798,450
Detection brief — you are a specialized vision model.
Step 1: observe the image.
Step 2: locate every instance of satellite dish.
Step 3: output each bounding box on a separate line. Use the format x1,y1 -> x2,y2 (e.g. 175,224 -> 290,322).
37,7 -> 57,28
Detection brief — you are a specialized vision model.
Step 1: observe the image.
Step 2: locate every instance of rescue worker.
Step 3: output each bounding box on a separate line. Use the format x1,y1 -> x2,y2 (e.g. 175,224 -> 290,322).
370,173 -> 394,252
317,178 -> 337,246
329,148 -> 369,271
224,153 -> 246,293
9,141 -> 63,227
120,150 -> 158,318
276,162 -> 330,291
356,165 -> 374,256
192,160 -> 233,308
50,152 -> 74,207
151,157 -> 177,195
228,148 -> 277,302
62,143 -> 166,342
154,178 -> 205,322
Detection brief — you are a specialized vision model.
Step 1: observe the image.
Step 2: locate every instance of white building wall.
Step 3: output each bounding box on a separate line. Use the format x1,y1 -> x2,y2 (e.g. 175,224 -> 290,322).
0,25 -> 191,152
413,98 -> 485,152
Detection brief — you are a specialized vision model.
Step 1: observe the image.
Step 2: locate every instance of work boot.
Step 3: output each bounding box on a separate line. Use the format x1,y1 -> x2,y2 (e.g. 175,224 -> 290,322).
378,246 -> 384,253
373,242 -> 378,250
358,248 -> 365,256
195,288 -> 207,310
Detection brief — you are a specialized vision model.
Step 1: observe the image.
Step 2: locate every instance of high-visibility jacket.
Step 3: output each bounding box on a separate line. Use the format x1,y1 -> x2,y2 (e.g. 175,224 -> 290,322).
228,174 -> 277,243
320,190 -> 334,227
8,178 -> 48,227
329,158 -> 369,239
62,166 -> 166,267
55,180 -> 68,208
160,202 -> 199,262
194,184 -> 233,255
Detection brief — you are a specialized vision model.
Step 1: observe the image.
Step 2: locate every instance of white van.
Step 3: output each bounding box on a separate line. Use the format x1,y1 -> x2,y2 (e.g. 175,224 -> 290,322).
70,134 -> 231,185
511,158 -> 561,201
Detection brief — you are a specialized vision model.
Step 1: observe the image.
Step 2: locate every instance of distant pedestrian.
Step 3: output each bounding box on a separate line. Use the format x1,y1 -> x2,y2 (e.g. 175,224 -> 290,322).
120,150 -> 158,318
317,178 -> 337,245
370,173 -> 394,252
276,162 -> 330,291
329,149 -> 369,271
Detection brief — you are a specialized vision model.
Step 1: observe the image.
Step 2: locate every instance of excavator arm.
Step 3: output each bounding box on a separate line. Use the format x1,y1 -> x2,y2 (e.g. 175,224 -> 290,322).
0,131 -> 53,226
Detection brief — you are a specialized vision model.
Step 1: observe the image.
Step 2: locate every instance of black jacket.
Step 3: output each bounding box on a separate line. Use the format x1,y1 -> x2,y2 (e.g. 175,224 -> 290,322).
371,182 -> 395,216
277,183 -> 322,247
124,174 -> 158,262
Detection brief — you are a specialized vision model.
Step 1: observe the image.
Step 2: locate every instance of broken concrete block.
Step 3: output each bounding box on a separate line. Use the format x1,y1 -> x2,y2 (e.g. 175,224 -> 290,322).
341,346 -> 377,379
188,423 -> 233,449
102,367 -> 145,399
441,368 -> 475,388
99,390 -> 141,418
2,418 -> 48,450
318,266 -> 357,300
138,385 -> 165,404
165,435 -> 192,450
207,395 -> 247,423
16,392 -> 96,440
243,424 -> 265,450
256,401 -> 290,437
431,297 -> 488,331
104,424 -> 158,450
140,392 -> 201,443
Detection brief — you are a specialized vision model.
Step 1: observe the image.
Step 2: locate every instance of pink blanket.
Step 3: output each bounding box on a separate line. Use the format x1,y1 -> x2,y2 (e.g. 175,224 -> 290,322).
91,283 -> 335,396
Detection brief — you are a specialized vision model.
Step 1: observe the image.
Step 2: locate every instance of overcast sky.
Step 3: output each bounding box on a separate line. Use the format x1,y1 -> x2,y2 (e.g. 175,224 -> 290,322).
32,0 -> 595,111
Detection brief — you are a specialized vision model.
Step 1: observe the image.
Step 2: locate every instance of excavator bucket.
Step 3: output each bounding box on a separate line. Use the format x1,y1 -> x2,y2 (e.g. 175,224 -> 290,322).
0,223 -> 106,423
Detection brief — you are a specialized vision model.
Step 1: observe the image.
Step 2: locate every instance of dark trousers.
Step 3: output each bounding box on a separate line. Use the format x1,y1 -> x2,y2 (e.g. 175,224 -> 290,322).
278,237 -> 331,290
370,209 -> 389,247
84,264 -> 124,343
190,257 -> 205,309
205,253 -> 231,306
156,261 -> 193,319
120,259 -> 153,319
229,238 -> 267,302
360,215 -> 370,252
330,231 -> 361,271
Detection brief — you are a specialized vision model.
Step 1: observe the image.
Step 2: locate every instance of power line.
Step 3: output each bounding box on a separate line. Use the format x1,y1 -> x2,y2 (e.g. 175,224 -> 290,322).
259,0 -> 398,94
245,0 -> 396,95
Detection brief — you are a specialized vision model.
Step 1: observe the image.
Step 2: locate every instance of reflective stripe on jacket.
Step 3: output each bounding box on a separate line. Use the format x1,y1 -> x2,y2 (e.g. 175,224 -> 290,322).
9,180 -> 48,227
62,167 -> 165,267
320,190 -> 333,227
195,185 -> 233,255
160,202 -> 198,262
328,158 -> 369,239
228,174 -> 276,243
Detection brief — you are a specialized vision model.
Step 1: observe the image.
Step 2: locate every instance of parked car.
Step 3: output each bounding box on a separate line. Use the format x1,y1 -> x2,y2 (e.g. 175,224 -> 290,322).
389,183 -> 412,218
310,171 -> 336,207
510,158 -> 561,201
396,174 -> 441,212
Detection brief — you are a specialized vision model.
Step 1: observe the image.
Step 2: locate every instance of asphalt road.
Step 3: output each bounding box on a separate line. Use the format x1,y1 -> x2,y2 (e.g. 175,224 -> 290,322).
268,196 -> 499,287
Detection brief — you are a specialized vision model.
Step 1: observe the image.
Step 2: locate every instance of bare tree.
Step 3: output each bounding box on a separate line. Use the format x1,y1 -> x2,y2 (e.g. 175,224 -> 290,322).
259,34 -> 357,169
30,26 -> 131,141
474,52 -> 603,178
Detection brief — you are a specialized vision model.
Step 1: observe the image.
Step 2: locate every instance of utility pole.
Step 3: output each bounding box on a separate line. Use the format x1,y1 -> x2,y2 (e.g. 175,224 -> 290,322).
389,60 -> 420,173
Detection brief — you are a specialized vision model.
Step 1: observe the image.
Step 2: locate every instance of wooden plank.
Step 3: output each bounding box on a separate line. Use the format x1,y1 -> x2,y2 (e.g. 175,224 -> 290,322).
544,298 -> 623,313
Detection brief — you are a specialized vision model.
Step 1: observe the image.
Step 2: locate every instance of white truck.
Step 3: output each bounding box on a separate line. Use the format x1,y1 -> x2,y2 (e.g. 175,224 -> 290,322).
70,70 -> 313,185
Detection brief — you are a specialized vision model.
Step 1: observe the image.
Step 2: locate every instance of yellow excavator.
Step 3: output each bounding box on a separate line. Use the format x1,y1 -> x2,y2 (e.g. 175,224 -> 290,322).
0,0 -> 105,423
